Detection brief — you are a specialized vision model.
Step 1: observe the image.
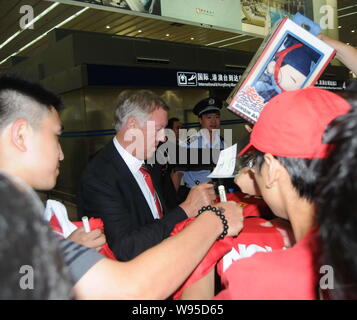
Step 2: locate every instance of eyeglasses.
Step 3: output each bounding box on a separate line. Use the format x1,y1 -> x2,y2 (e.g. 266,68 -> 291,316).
245,157 -> 256,169
234,153 -> 257,176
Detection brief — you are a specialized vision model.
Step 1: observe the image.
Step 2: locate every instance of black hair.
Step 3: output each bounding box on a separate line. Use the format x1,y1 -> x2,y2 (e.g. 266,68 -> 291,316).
252,150 -> 323,203
316,92 -> 357,299
0,73 -> 63,131
166,117 -> 180,129
0,172 -> 72,299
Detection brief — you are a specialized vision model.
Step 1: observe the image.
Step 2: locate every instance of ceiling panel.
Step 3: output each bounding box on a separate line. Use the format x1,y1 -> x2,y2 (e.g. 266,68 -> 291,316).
337,1 -> 357,45
0,0 -> 355,72
0,4 -> 80,60
0,0 -> 51,44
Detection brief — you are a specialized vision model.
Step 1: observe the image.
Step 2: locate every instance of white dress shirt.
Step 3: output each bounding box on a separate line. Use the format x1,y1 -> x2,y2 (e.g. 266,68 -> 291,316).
113,137 -> 161,220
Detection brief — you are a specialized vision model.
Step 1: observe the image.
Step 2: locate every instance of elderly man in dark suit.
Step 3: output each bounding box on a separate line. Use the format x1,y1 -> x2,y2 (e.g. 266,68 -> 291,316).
77,90 -> 216,261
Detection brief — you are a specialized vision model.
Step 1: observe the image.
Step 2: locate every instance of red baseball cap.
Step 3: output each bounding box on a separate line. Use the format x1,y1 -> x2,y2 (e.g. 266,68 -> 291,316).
239,87 -> 351,159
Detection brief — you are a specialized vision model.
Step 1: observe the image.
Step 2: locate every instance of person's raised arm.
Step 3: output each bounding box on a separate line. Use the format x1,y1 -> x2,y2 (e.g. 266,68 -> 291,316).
319,34 -> 357,74
73,201 -> 243,300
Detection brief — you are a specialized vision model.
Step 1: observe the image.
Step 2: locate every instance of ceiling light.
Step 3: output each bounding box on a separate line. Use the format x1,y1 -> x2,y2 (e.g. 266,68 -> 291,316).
206,34 -> 246,46
338,11 -> 357,19
338,26 -> 342,29
0,7 -> 89,66
219,37 -> 256,48
166,34 -> 170,37
190,37 -> 194,40
338,4 -> 357,12
352,30 -> 355,33
106,25 -> 110,29
138,30 -> 142,33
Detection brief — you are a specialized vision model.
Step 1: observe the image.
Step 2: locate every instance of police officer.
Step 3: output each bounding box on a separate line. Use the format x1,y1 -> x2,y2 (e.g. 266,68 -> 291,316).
175,97 -> 227,201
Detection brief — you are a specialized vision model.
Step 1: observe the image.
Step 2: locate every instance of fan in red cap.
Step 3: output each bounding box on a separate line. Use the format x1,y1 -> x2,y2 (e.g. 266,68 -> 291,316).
179,87 -> 350,300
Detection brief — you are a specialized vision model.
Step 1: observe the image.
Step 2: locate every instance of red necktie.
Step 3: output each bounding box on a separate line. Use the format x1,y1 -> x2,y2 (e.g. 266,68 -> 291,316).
139,166 -> 163,219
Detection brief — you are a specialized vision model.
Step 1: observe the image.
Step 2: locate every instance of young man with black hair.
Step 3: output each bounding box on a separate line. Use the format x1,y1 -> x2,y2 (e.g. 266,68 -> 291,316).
0,74 -> 105,250
181,87 -> 351,299
0,74 -> 243,299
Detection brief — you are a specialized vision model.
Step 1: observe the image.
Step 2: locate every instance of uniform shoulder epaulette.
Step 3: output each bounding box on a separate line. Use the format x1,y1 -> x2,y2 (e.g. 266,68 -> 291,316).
186,134 -> 198,146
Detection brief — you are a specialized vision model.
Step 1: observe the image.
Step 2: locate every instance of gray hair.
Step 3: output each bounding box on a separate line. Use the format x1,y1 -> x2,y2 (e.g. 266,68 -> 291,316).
114,90 -> 169,131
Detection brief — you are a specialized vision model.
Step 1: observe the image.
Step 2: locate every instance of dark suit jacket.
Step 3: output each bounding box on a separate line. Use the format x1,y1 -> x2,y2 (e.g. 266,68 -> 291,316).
77,141 -> 187,261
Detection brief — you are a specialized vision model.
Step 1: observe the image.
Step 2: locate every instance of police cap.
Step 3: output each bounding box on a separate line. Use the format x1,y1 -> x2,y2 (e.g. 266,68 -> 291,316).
193,97 -> 225,117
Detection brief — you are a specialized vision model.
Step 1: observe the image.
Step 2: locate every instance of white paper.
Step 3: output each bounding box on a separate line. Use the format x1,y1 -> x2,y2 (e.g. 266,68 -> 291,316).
43,200 -> 77,238
208,144 -> 237,178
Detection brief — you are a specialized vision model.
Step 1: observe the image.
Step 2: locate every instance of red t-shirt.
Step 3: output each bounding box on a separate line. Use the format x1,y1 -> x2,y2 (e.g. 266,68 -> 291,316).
216,216 -> 292,276
214,229 -> 319,300
170,211 -> 293,299
225,192 -> 275,219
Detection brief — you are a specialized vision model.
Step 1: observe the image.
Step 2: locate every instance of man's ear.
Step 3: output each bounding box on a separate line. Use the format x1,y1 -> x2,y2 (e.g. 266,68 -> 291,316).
263,153 -> 282,188
267,61 -> 276,74
127,117 -> 138,129
10,119 -> 31,152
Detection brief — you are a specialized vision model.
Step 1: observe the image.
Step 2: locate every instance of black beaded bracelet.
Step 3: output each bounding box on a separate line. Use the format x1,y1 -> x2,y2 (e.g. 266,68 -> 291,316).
197,205 -> 229,240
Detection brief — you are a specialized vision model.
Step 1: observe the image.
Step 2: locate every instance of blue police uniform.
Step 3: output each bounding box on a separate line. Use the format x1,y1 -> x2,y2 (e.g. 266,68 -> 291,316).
180,97 -> 227,188
181,130 -> 226,187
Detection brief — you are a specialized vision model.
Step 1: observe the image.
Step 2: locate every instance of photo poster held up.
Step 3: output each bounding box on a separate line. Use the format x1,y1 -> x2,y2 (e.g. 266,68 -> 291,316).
227,14 -> 336,124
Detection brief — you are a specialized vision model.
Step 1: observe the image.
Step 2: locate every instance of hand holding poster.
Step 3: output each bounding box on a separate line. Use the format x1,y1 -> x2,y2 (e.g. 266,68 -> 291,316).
227,15 -> 336,124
